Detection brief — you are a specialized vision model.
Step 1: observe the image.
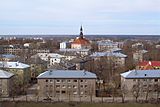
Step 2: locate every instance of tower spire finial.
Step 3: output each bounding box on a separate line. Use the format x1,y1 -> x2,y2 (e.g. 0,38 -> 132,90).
80,25 -> 83,38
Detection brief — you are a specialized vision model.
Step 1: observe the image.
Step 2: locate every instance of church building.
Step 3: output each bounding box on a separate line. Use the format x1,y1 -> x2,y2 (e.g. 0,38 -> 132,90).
71,26 -> 91,49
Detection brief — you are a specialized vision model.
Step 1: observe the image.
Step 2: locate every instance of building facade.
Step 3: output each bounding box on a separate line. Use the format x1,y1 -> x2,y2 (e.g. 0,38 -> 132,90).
121,70 -> 160,98
37,70 -> 97,99
0,69 -> 14,97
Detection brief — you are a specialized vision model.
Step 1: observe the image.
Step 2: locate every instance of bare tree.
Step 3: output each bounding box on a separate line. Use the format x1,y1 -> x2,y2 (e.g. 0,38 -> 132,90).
154,84 -> 160,102
144,83 -> 150,101
121,84 -> 128,103
88,84 -> 94,102
35,86 -> 39,102
132,80 -> 141,102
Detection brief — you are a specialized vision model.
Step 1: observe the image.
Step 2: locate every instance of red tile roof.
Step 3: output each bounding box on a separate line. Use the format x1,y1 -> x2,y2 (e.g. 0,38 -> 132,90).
72,37 -> 90,45
138,61 -> 160,67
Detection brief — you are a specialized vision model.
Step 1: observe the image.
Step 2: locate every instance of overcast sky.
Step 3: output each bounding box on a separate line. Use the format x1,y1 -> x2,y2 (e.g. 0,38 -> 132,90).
0,0 -> 160,35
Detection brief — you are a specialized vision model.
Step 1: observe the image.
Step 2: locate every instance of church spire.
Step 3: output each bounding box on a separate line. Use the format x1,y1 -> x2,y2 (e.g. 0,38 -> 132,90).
80,25 -> 83,38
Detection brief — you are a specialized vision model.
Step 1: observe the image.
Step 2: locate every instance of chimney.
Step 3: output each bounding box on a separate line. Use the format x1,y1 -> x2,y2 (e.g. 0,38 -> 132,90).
49,70 -> 52,75
134,69 -> 138,75
83,70 -> 86,76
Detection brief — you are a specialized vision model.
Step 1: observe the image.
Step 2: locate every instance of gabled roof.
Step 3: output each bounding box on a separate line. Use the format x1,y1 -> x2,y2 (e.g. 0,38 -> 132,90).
121,69 -> 160,79
0,61 -> 30,69
0,69 -> 14,78
37,70 -> 97,79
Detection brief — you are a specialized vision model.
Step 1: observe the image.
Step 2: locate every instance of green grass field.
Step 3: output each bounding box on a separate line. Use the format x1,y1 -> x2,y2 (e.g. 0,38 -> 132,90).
1,102 -> 160,107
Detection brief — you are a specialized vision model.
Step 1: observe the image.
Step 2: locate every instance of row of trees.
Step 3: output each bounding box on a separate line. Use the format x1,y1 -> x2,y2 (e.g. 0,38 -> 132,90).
121,81 -> 160,103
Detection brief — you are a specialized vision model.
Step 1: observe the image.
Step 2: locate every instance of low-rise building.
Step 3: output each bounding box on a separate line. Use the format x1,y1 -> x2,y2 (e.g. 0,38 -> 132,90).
37,70 -> 97,99
0,61 -> 30,85
90,52 -> 127,66
0,54 -> 17,61
60,41 -> 71,49
121,69 -> 160,98
59,48 -> 91,57
97,40 -> 124,52
0,69 -> 14,97
133,50 -> 148,63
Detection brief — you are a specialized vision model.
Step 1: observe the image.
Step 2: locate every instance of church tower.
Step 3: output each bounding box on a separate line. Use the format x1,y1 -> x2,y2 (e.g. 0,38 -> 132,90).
80,26 -> 83,38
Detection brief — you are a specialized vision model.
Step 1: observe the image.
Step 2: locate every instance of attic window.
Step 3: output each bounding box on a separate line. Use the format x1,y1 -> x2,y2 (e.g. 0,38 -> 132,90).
144,74 -> 147,76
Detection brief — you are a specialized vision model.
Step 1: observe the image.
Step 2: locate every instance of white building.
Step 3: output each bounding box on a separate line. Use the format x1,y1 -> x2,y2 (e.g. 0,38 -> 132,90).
60,42 -> 71,49
37,53 -> 65,67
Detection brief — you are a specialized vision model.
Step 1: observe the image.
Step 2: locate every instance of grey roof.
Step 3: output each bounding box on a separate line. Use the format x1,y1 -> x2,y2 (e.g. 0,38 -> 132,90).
0,69 -> 14,78
121,69 -> 160,79
37,70 -> 97,79
0,61 -> 30,69
59,48 -> 90,52
90,52 -> 127,58
0,54 -> 16,59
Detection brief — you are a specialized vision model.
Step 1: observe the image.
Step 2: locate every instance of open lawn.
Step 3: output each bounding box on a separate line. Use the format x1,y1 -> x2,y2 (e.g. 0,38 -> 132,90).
1,102 -> 160,107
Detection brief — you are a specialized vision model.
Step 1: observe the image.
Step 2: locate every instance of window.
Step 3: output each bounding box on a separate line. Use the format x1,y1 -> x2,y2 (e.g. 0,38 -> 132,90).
50,80 -> 53,83
68,85 -> 71,88
155,79 -> 158,82
61,80 -> 65,83
143,79 -> 147,81
62,85 -> 66,88
81,85 -> 83,88
62,91 -> 66,94
73,91 -> 77,95
74,80 -> 77,82
133,79 -> 136,82
56,91 -> 60,94
56,85 -> 60,88
46,79 -> 48,82
46,85 -> 48,87
68,80 -> 71,83
56,80 -> 60,83
81,92 -> 84,95
85,85 -> 87,88
73,85 -> 77,88
80,80 -> 83,82
84,80 -> 87,83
